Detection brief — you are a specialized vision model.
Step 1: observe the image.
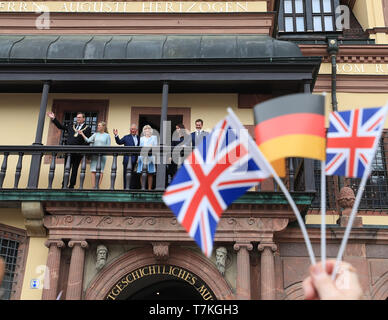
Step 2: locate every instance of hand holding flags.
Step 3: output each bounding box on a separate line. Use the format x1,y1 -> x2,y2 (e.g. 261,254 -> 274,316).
326,105 -> 388,278
162,93 -> 388,283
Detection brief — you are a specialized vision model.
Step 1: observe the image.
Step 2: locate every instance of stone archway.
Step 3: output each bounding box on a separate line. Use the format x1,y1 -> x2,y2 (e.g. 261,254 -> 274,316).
371,272 -> 388,300
85,246 -> 234,300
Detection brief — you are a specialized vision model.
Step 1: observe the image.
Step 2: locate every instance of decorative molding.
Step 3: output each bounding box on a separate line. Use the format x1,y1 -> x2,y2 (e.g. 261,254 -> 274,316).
152,242 -> 170,262
275,227 -> 388,244
44,200 -> 300,219
258,242 -> 278,252
300,44 -> 388,64
68,240 -> 89,249
44,239 -> 65,249
367,27 -> 388,35
0,12 -> 275,35
21,202 -> 47,237
44,214 -> 290,243
315,74 -> 388,93
233,242 -> 253,251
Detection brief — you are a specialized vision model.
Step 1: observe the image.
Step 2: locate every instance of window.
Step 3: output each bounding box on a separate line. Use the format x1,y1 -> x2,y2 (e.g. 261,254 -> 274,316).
60,111 -> 99,145
282,0 -> 306,32
46,99 -> 109,144
0,238 -> 19,300
0,224 -> 27,300
311,133 -> 388,210
311,0 -> 335,31
348,135 -> 388,209
279,0 -> 340,33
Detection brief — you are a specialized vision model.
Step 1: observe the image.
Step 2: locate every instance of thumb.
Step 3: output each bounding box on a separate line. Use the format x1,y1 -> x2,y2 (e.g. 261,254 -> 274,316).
310,264 -> 339,300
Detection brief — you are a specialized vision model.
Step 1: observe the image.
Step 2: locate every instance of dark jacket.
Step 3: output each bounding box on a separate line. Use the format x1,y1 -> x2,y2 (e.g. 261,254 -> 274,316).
52,118 -> 92,145
114,134 -> 140,165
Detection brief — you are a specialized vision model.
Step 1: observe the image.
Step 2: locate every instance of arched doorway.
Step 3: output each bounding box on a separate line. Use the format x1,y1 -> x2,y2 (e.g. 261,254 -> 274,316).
105,264 -> 215,300
130,279 -> 203,300
85,247 -> 233,300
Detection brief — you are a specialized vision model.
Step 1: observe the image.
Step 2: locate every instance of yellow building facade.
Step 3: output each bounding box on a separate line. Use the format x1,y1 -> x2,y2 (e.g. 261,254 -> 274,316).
0,0 -> 388,300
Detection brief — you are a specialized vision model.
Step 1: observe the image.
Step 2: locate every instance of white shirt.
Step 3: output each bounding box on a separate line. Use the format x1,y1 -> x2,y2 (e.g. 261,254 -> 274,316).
132,135 -> 138,145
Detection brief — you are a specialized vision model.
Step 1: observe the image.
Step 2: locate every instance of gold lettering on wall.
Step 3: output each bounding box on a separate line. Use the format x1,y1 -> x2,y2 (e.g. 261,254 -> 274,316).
105,264 -> 214,300
0,1 -> 266,13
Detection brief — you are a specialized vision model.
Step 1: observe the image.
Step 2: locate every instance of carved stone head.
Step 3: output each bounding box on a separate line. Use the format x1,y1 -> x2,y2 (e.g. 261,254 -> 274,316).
215,247 -> 228,276
96,244 -> 108,271
338,186 -> 355,216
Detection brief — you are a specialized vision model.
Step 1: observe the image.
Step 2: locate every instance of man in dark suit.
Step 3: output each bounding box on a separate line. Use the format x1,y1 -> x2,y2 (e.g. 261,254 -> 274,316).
47,111 -> 92,189
113,124 -> 140,189
191,118 -> 209,147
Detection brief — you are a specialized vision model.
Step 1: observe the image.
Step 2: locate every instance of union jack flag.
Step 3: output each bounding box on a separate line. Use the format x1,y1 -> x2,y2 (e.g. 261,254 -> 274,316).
163,111 -> 271,257
326,106 -> 388,178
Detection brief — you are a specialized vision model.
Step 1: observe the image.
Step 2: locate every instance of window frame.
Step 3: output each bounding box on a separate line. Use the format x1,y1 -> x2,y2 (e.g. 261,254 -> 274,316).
45,99 -> 109,163
0,223 -> 28,300
278,0 -> 341,33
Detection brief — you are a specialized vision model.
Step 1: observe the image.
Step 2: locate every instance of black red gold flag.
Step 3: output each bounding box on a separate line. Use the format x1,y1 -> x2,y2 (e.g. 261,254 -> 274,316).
253,93 -> 326,177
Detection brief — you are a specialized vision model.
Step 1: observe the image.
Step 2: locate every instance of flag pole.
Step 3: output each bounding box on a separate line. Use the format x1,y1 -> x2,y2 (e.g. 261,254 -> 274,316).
321,93 -> 327,271
227,108 -> 316,265
331,162 -> 370,280
321,160 -> 327,271
270,167 -> 316,266
332,105 -> 388,280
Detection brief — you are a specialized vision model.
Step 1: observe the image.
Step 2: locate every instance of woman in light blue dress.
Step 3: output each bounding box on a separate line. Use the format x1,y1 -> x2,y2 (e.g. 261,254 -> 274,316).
79,121 -> 111,187
137,125 -> 158,190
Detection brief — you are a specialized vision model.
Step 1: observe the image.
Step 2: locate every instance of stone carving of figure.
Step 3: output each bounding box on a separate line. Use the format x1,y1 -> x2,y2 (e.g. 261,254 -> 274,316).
338,186 -> 356,216
96,244 -> 108,271
215,247 -> 228,276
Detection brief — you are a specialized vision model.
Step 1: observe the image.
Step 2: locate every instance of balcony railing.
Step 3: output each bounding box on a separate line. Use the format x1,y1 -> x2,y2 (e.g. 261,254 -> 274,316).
0,145 -> 316,194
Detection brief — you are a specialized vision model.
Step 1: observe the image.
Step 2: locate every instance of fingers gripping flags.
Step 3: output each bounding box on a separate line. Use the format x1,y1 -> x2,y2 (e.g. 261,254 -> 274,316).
163,111 -> 271,257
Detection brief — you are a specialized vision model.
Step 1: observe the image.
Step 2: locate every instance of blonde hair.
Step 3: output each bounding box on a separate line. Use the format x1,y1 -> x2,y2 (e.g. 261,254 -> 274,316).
98,121 -> 108,133
142,125 -> 153,135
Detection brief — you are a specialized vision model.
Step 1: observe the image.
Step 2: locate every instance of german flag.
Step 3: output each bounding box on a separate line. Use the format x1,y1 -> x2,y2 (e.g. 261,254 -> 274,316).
253,93 -> 326,177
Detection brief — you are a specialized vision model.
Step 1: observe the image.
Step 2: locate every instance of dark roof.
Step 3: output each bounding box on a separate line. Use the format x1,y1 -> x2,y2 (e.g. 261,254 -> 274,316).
0,34 -> 303,61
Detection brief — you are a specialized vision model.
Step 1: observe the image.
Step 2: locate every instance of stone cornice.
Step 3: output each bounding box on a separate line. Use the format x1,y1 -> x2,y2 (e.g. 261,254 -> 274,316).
300,44 -> 388,64
315,74 -> 388,93
275,226 -> 388,244
43,201 -> 304,219
44,214 -> 289,243
0,190 -> 314,207
0,12 -> 275,35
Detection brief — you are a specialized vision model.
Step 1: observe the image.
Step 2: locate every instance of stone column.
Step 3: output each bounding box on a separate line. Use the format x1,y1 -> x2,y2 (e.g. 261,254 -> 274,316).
66,240 -> 88,300
42,239 -> 65,300
258,242 -> 277,300
233,242 -> 253,300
